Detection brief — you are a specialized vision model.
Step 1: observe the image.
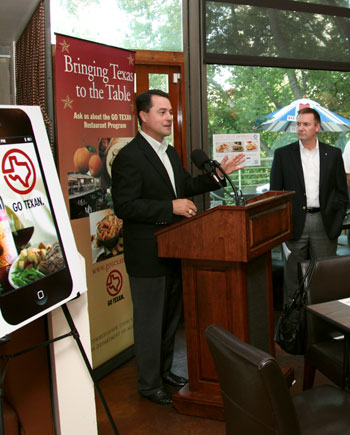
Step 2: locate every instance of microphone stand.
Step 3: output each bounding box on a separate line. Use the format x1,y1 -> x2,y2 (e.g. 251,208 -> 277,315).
211,161 -> 246,206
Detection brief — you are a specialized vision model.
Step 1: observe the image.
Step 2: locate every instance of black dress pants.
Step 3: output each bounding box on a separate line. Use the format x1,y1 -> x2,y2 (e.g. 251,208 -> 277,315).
129,269 -> 183,395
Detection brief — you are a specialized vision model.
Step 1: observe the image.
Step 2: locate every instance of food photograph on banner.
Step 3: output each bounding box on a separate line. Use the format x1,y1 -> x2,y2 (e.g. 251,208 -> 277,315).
90,209 -> 124,264
69,136 -> 132,220
54,34 -> 135,368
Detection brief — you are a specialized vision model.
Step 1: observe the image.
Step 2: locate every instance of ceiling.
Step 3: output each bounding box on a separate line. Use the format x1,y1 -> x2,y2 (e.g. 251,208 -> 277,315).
0,0 -> 41,46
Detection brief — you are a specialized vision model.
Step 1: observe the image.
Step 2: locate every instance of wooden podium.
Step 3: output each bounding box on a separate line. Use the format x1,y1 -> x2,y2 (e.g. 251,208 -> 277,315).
155,190 -> 294,420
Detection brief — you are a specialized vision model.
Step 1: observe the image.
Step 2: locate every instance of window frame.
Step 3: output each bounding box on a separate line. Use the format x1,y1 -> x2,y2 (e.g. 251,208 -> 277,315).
203,0 -> 350,70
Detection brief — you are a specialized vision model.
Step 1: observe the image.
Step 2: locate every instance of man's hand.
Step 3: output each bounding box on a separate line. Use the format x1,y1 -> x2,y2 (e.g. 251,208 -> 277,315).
217,153 -> 245,177
172,199 -> 197,218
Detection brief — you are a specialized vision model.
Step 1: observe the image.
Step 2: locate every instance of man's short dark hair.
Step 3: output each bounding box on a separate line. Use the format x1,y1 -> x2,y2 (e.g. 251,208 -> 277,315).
297,107 -> 321,125
136,89 -> 170,126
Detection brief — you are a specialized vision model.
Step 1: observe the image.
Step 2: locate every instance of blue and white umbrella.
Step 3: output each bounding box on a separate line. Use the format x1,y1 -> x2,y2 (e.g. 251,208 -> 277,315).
259,98 -> 350,132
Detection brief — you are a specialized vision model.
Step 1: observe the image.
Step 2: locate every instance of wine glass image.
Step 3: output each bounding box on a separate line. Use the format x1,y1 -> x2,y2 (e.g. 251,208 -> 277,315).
6,205 -> 34,252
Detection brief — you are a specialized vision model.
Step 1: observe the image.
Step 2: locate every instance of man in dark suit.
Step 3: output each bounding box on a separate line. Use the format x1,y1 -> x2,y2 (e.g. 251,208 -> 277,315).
112,89 -> 244,405
270,107 -> 348,305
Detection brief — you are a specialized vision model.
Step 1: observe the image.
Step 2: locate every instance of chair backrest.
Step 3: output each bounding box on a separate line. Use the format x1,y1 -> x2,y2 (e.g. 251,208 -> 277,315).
300,255 -> 350,305
205,325 -> 301,435
300,255 -> 350,344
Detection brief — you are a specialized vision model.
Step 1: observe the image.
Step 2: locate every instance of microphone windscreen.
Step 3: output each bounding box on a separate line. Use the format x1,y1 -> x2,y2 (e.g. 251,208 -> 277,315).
191,149 -> 211,170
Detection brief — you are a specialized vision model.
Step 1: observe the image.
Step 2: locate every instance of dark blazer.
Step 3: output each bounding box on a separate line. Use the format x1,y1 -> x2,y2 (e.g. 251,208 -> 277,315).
111,133 -> 220,277
270,141 -> 348,240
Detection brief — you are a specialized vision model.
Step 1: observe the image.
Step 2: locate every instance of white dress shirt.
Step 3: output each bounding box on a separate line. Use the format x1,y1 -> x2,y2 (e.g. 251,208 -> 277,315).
140,130 -> 177,196
299,139 -> 320,208
343,140 -> 350,174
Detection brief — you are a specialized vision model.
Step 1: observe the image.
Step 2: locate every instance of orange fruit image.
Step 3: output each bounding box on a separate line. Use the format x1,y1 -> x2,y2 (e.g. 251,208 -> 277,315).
73,146 -> 94,173
89,154 -> 103,177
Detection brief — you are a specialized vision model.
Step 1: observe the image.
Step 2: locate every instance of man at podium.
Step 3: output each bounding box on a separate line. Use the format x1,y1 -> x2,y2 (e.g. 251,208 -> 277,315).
112,89 -> 244,406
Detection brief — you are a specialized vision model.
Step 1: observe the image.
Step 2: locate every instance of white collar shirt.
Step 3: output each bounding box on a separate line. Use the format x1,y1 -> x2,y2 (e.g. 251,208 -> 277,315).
299,139 -> 320,207
140,130 -> 177,196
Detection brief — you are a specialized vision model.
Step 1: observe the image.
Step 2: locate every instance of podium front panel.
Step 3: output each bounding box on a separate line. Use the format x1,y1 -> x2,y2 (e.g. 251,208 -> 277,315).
181,259 -> 248,396
180,255 -> 274,396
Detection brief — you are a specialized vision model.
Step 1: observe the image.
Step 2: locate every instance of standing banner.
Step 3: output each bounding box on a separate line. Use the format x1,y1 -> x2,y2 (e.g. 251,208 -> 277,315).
54,34 -> 135,368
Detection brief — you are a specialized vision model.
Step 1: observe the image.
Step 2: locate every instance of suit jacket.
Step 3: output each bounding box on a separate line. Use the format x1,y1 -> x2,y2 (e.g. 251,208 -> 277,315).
111,133 -> 220,277
270,141 -> 348,240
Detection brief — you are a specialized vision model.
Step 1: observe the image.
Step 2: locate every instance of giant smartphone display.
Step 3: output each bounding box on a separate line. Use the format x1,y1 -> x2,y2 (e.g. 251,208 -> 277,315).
0,106 -> 85,335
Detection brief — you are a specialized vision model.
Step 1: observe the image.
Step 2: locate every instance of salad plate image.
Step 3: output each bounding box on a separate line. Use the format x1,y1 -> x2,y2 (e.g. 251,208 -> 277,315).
9,241 -> 64,289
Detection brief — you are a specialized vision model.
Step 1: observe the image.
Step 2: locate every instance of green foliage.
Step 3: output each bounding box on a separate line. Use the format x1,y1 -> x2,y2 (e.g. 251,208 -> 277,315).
148,74 -> 168,91
57,0 -> 99,16
117,0 -> 182,51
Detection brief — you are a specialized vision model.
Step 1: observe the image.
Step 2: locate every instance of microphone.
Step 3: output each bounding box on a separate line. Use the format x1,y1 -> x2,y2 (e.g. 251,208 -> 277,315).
191,149 -> 246,206
191,149 -> 221,183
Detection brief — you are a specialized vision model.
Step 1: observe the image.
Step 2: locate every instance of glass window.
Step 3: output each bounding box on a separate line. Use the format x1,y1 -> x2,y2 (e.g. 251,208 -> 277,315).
207,64 -> 350,203
206,2 -> 350,63
149,73 -> 169,93
50,0 -> 183,51
148,73 -> 174,144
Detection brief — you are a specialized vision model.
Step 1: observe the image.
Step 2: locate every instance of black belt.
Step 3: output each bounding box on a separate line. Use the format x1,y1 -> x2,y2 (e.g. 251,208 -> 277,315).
306,207 -> 320,213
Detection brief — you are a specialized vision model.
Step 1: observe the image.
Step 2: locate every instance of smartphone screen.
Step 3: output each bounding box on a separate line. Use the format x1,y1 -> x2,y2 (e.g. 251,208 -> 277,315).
0,109 -> 72,325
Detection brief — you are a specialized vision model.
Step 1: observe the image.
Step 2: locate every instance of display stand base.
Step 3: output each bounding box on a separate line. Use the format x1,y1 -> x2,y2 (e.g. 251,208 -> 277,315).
61,303 -> 118,434
0,302 -> 119,435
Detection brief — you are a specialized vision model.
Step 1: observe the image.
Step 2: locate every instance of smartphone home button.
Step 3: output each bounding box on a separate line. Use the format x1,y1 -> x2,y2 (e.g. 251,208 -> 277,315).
35,289 -> 48,306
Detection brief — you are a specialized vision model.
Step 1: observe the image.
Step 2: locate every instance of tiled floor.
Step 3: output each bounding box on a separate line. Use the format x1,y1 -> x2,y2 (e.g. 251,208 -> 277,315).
96,235 -> 350,434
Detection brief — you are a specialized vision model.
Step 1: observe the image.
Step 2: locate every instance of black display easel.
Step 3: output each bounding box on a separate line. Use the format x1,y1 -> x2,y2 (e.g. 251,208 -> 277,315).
0,302 -> 119,435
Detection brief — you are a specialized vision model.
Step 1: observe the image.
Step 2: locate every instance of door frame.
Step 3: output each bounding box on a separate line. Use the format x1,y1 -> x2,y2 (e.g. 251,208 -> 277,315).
135,50 -> 186,166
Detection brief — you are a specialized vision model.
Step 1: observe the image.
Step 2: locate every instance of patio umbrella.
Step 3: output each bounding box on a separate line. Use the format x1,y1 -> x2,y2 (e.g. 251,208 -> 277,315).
259,98 -> 350,132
